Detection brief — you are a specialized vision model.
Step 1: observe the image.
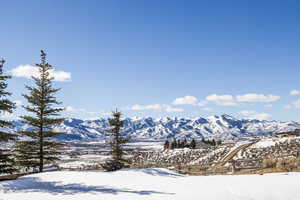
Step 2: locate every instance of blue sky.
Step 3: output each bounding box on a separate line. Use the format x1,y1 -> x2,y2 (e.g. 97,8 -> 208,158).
1,0 -> 300,121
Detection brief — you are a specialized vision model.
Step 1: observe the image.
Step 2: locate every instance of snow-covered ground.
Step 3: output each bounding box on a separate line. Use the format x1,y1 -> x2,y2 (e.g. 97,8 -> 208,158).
0,168 -> 299,200
55,140 -> 163,169
250,137 -> 292,149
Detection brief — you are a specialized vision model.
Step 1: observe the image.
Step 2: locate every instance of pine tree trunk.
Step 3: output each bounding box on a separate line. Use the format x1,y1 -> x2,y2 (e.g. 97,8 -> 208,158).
39,125 -> 43,172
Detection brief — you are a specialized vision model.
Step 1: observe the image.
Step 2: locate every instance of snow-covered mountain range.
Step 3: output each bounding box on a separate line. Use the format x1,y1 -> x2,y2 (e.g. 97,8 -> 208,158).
5,115 -> 300,141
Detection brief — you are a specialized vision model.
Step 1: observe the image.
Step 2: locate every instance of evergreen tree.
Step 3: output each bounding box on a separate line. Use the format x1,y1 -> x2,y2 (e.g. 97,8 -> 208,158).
183,138 -> 188,148
102,110 -> 130,171
170,140 -> 174,149
201,137 -> 205,144
190,138 -> 196,149
172,138 -> 177,149
16,50 -> 64,172
212,139 -> 216,146
177,139 -> 182,148
163,140 -> 169,150
0,59 -> 17,174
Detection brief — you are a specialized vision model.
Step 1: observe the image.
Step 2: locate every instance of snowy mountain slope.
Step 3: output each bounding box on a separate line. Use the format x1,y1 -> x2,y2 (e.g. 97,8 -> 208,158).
3,115 -> 300,141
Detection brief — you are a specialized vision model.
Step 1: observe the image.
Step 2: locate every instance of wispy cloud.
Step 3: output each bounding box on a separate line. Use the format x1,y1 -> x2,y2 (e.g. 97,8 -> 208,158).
202,107 -> 213,111
290,90 -> 300,96
205,93 -> 280,106
198,100 -> 208,107
172,95 -> 198,105
206,94 -> 237,106
291,99 -> 300,108
238,110 -> 272,120
11,65 -> 71,82
130,104 -> 162,111
165,106 -> 184,113
236,93 -> 280,103
172,95 -> 208,108
129,104 -> 183,113
65,106 -> 99,115
284,99 -> 300,109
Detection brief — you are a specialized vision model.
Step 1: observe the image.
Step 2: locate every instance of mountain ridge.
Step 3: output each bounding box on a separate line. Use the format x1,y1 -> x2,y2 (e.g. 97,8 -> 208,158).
3,114 -> 300,141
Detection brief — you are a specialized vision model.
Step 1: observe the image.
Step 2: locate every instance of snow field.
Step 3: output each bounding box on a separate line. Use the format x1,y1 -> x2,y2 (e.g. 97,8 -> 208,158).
0,168 -> 300,200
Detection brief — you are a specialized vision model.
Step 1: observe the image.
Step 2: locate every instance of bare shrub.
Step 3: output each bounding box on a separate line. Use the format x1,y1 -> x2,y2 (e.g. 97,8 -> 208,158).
276,157 -> 300,172
262,158 -> 277,168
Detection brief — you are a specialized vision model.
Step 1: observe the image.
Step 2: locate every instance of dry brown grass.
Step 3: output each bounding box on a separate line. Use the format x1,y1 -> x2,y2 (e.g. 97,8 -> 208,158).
0,173 -> 29,181
170,157 -> 300,176
262,158 -> 277,168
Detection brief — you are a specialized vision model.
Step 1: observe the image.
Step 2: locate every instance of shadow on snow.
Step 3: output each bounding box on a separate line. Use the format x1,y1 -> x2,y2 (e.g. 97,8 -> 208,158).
2,177 -> 174,196
119,168 -> 184,178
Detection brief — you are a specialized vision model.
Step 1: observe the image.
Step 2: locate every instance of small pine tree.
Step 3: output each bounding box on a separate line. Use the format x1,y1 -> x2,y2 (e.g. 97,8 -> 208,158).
172,138 -> 177,149
201,138 -> 205,144
177,139 -> 181,148
0,59 -> 17,174
170,141 -> 174,149
212,139 -> 216,146
183,138 -> 188,148
163,140 -> 169,150
16,50 -> 65,172
190,139 -> 196,149
102,110 -> 130,171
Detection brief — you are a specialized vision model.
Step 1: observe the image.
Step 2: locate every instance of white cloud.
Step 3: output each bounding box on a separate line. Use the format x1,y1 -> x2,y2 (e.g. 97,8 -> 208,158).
284,99 -> 300,109
165,106 -> 184,113
11,65 -> 71,82
236,93 -> 280,103
172,96 -> 207,107
66,106 -> 88,112
198,100 -> 208,107
206,94 -> 237,106
130,104 -> 184,112
251,113 -> 272,120
172,96 -> 198,105
130,104 -> 162,111
238,110 -> 257,116
290,90 -> 300,96
205,93 -> 280,107
238,110 -> 272,120
202,107 -> 213,111
65,106 -> 99,115
292,99 -> 300,108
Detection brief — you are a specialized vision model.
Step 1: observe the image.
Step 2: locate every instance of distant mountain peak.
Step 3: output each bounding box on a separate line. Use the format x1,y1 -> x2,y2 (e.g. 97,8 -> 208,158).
2,115 -> 300,141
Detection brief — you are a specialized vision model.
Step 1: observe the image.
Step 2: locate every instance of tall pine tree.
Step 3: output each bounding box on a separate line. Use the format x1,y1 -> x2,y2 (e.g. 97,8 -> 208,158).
16,50 -> 64,172
0,59 -> 17,174
102,110 -> 130,171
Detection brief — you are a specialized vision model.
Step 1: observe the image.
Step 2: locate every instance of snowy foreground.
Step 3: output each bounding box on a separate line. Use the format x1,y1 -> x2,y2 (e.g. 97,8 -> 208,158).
0,169 -> 300,200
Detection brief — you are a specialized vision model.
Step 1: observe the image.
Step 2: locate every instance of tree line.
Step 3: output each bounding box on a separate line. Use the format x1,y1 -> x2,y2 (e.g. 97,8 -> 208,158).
163,138 -> 222,150
164,138 -> 196,150
200,138 -> 222,146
